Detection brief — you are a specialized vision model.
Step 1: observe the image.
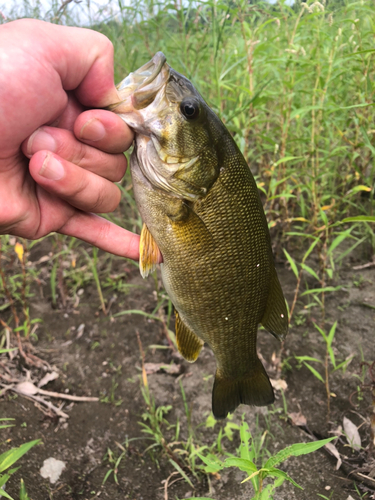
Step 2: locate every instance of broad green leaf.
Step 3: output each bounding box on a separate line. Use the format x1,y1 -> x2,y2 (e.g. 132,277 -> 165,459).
239,421 -> 252,461
260,477 -> 285,499
223,421 -> 240,441
198,453 -> 223,474
0,474 -> 10,489
283,249 -> 299,279
264,437 -> 335,469
0,441 -> 41,474
205,414 -> 217,429
266,467 -> 302,489
0,489 -> 14,500
303,362 -> 325,384
223,457 -> 257,474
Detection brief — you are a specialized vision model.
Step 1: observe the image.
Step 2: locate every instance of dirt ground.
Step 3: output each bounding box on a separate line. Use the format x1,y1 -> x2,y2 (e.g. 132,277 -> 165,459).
1,239 -> 375,500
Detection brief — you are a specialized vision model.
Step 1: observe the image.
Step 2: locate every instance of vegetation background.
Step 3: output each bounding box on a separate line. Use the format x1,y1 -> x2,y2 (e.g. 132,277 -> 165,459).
0,0 -> 374,499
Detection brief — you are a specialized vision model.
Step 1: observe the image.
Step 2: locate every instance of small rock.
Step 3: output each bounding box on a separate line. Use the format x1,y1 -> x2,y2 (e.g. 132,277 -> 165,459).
40,457 -> 66,484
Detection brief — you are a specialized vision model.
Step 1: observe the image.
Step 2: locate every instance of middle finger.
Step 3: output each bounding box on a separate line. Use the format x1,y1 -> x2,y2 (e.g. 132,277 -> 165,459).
23,126 -> 128,182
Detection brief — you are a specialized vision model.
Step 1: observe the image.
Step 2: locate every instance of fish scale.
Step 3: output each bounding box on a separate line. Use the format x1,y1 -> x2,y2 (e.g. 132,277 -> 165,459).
111,52 -> 288,419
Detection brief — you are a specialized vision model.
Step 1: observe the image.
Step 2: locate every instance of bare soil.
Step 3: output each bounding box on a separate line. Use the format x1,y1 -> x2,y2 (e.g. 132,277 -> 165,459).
1,241 -> 375,500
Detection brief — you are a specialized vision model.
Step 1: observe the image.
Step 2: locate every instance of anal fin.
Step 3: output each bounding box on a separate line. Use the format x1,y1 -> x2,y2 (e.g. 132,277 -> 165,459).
139,223 -> 161,278
261,266 -> 289,341
212,358 -> 274,420
175,311 -> 204,363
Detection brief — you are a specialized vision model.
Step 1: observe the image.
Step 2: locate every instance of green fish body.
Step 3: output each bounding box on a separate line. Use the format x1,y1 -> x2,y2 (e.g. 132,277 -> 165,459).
111,52 -> 288,419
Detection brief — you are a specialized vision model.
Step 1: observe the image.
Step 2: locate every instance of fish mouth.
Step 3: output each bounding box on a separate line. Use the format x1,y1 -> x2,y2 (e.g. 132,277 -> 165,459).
108,52 -> 170,113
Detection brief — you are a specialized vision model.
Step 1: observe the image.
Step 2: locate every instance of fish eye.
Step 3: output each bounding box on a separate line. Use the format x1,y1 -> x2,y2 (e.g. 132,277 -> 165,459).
180,99 -> 200,119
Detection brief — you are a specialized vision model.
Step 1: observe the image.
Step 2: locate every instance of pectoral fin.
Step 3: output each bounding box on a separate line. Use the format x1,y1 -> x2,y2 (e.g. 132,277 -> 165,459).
175,311 -> 204,362
261,266 -> 289,341
139,223 -> 161,278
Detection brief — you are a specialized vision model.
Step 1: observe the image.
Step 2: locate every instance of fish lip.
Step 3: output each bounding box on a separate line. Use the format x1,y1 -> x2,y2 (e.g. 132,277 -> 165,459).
120,51 -> 166,92
108,52 -> 169,113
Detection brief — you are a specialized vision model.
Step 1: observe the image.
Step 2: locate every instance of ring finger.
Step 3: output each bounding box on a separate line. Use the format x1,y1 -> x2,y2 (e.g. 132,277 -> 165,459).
29,150 -> 122,213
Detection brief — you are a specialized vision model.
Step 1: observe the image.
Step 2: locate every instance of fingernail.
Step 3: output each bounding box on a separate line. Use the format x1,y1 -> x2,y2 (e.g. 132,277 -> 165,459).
80,118 -> 106,141
39,154 -> 64,181
27,128 -> 57,156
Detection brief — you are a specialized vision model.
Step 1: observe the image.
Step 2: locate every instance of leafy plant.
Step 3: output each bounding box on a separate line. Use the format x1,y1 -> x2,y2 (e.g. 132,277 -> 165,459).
0,420 -> 41,500
295,321 -> 353,418
196,419 -> 334,500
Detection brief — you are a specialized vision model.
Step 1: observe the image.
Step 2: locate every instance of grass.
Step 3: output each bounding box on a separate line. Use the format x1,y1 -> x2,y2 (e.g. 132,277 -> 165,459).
0,420 -> 41,500
1,0 -> 374,325
0,0 -> 375,498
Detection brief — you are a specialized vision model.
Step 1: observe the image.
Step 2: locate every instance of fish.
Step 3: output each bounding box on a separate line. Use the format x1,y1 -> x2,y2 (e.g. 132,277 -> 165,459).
110,52 -> 288,419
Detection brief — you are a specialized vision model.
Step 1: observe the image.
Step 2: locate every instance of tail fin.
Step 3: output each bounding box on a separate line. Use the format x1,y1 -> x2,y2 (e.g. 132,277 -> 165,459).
212,358 -> 274,420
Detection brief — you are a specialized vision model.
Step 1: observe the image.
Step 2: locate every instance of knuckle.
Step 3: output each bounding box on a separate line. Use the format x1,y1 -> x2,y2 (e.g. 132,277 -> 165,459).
74,141 -> 87,165
90,184 -> 120,213
90,187 -> 107,212
111,154 -> 127,182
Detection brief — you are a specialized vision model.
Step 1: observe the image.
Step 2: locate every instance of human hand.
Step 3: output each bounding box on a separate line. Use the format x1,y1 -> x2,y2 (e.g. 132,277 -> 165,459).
0,19 -> 140,260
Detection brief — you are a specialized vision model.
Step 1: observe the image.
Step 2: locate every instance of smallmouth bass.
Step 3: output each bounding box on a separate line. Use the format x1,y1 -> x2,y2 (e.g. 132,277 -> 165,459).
110,52 -> 288,419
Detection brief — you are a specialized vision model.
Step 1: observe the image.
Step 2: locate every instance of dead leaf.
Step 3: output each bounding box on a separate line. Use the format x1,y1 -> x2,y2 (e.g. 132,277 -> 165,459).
270,378 -> 287,391
288,411 -> 307,427
343,416 -> 361,451
76,323 -> 85,340
144,363 -> 182,375
324,441 -> 342,470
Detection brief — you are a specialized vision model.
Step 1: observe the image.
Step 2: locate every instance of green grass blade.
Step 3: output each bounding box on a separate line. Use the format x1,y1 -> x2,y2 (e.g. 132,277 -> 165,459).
0,440 -> 41,474
223,457 -> 257,474
342,216 -> 375,223
266,467 -> 302,489
169,459 -> 194,488
264,437 -> 335,469
19,478 -> 30,500
303,362 -> 325,384
283,249 -> 299,279
300,263 -> 320,282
